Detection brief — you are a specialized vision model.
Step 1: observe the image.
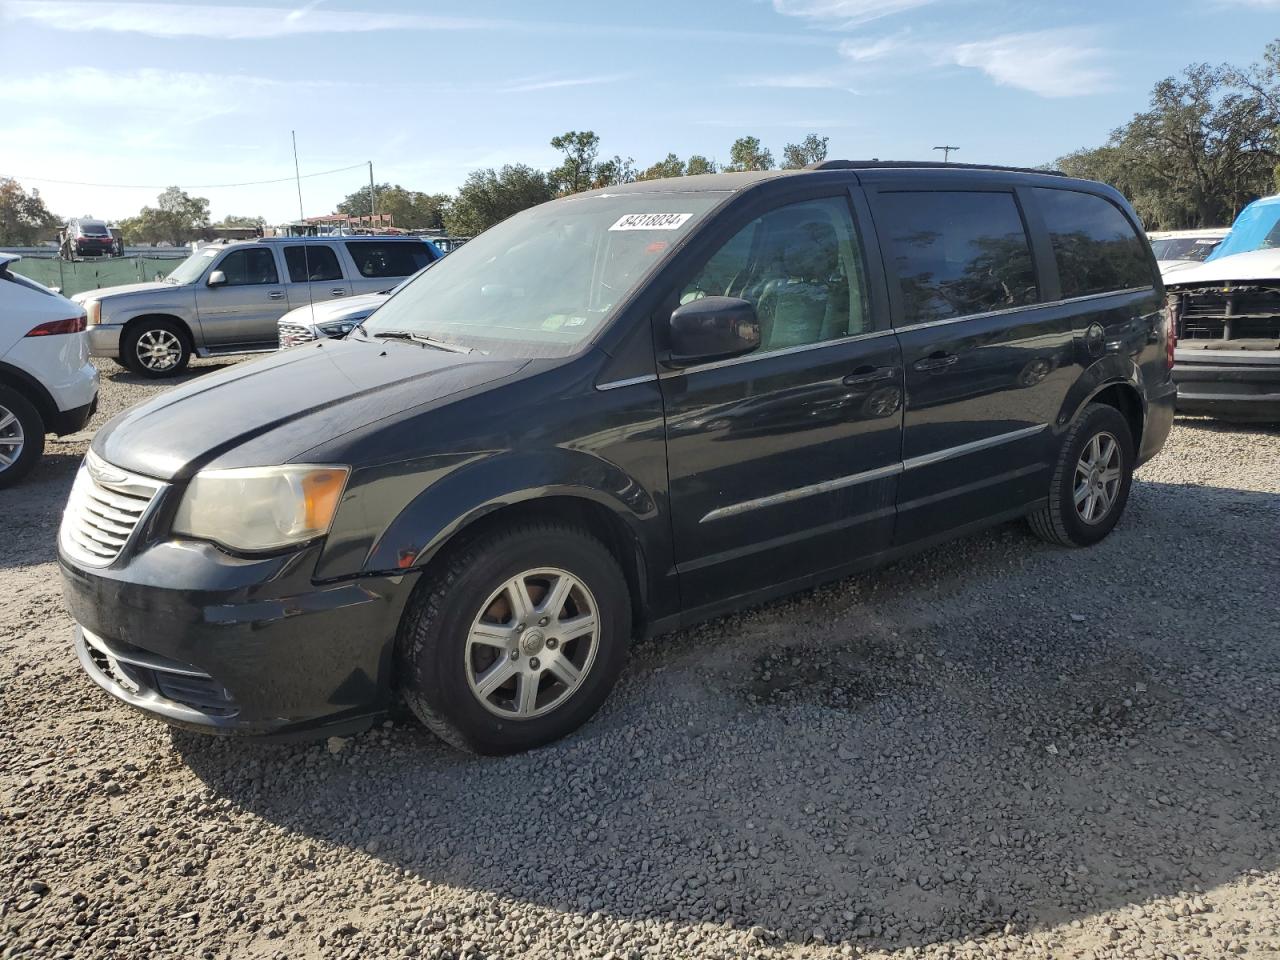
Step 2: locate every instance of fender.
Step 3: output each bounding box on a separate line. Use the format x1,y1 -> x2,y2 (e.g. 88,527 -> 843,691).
315,446 -> 663,583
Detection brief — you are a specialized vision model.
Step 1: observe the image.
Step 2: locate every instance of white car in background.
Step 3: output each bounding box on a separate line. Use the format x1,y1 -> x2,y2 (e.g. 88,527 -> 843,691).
276,266 -> 433,348
0,253 -> 99,486
1148,228 -> 1229,279
277,291 -> 389,349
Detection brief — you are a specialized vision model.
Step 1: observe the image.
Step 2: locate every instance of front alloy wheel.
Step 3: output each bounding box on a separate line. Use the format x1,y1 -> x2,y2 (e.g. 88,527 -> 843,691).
398,522 -> 630,754
465,569 -> 600,719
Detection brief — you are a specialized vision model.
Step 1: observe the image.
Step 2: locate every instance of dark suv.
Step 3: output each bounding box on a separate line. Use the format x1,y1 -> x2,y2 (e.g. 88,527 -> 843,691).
61,218 -> 116,258
59,163 -> 1176,754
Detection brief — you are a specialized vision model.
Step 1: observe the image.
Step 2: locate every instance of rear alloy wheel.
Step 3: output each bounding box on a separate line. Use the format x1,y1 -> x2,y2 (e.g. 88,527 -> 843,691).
0,386 -> 45,489
1028,402 -> 1134,547
398,522 -> 630,754
123,320 -> 191,378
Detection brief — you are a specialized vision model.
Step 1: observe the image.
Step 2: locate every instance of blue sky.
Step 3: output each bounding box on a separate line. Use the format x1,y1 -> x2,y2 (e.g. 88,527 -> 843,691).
1,0 -> 1277,224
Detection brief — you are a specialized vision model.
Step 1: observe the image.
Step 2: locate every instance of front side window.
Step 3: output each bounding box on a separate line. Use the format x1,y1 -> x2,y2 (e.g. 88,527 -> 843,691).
217,248 -> 279,286
878,191 -> 1037,326
284,245 -> 342,283
346,242 -> 433,279
362,193 -> 725,357
1034,188 -> 1153,297
680,196 -> 872,351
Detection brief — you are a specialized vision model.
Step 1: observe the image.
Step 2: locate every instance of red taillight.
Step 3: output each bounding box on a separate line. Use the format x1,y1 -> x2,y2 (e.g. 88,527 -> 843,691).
25,316 -> 87,337
1164,296 -> 1178,370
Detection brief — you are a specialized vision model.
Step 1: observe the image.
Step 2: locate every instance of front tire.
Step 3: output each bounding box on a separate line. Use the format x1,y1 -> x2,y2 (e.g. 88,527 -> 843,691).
122,319 -> 191,378
0,387 -> 45,489
398,522 -> 631,755
1028,403 -> 1135,547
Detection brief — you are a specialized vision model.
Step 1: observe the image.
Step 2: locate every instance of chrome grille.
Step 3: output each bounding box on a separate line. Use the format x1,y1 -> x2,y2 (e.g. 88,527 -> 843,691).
60,453 -> 162,567
278,322 -> 317,349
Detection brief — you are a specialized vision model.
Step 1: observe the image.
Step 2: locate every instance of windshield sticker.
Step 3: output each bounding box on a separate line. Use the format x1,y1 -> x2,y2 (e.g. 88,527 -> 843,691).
609,213 -> 693,232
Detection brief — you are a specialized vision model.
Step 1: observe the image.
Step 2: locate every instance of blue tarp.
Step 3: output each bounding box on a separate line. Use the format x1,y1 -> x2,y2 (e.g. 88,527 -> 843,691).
1208,195 -> 1280,260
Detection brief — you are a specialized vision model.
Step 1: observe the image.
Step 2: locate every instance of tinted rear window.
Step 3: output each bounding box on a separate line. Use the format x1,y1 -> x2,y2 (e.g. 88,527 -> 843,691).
79,221 -> 110,236
284,245 -> 343,283
877,191 -> 1038,325
345,241 -> 433,279
1034,189 -> 1154,297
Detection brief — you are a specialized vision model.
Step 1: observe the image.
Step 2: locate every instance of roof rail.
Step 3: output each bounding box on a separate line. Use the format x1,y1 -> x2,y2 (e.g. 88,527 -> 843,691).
805,160 -> 1067,177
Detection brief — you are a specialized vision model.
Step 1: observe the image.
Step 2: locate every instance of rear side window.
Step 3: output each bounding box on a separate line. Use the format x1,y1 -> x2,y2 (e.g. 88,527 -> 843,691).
877,191 -> 1037,326
345,241 -> 433,279
1034,188 -> 1154,297
217,248 -> 279,286
284,245 -> 342,283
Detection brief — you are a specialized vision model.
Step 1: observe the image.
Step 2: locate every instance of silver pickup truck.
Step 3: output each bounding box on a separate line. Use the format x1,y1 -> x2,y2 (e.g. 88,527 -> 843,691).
73,236 -> 440,377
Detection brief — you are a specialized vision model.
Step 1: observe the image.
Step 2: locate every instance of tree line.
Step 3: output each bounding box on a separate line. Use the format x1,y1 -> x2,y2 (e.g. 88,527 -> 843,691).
0,132 -> 829,246
1057,39 -> 1280,229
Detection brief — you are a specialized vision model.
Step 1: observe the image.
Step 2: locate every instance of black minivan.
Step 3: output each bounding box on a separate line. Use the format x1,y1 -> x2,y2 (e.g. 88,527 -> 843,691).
59,163 -> 1176,754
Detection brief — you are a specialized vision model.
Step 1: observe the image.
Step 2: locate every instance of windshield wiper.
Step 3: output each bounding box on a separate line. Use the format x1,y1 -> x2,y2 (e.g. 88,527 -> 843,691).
374,330 -> 472,354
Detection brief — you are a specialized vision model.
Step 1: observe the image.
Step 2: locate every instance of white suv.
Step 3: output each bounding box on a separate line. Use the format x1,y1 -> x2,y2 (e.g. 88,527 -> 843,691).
1,254 -> 99,486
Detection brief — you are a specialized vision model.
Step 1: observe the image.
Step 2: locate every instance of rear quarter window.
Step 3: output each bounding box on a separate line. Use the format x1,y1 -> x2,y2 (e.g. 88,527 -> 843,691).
345,241 -> 434,279
1034,188 -> 1155,298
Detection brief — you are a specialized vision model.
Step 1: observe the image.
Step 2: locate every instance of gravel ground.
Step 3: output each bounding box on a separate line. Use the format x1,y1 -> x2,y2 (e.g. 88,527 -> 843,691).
3,358 -> 1279,960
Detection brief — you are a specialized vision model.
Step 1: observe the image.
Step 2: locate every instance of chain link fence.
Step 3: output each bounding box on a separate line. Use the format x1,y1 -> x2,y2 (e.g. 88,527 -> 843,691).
7,254 -> 189,298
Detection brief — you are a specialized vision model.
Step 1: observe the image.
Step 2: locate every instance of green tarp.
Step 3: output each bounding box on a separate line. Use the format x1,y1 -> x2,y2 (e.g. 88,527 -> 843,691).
9,256 -> 187,298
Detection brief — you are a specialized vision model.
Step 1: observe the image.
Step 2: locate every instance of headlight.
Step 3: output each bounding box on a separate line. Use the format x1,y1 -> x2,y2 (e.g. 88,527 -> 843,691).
84,300 -> 102,325
317,320 -> 357,337
172,465 -> 349,552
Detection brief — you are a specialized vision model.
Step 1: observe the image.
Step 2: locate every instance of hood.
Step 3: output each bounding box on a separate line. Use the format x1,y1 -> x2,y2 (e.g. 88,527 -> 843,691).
72,281 -> 173,303
1165,248 -> 1280,288
281,292 -> 387,328
94,337 -> 528,480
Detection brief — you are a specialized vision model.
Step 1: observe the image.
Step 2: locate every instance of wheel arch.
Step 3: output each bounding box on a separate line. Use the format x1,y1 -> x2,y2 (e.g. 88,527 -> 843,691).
121,313 -> 196,348
0,360 -> 56,431
409,493 -> 650,637
1076,380 -> 1145,451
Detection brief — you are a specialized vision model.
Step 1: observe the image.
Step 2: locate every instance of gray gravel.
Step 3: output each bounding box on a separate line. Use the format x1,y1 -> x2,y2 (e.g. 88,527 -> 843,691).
3,358 -> 1280,960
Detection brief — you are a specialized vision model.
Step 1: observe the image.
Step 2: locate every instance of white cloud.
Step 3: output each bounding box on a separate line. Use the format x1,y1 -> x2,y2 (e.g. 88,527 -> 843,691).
949,30 -> 1114,98
497,74 -> 631,94
838,32 -> 908,62
0,1 -> 503,39
771,0 -> 939,27
3,68 -> 334,120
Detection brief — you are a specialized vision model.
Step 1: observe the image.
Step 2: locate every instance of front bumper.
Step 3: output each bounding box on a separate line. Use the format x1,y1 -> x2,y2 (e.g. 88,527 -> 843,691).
1173,348 -> 1280,422
87,325 -> 123,359
59,540 -> 418,737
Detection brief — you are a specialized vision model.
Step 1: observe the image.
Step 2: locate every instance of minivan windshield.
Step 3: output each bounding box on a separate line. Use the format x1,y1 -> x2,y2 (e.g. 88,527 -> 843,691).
361,192 -> 726,357
164,247 -> 220,285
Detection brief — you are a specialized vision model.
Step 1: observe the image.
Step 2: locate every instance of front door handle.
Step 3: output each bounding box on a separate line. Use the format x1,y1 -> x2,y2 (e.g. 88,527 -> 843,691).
843,365 -> 898,386
330,288 -> 347,296
913,352 -> 959,372
268,291 -> 285,300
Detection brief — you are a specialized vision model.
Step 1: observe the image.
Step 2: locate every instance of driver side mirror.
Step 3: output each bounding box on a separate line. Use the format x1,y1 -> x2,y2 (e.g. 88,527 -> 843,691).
206,270 -> 226,287
666,296 -> 760,366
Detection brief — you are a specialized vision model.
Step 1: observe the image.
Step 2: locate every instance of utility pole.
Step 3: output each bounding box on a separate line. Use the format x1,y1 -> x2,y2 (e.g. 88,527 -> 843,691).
368,161 -> 376,228
933,145 -> 959,163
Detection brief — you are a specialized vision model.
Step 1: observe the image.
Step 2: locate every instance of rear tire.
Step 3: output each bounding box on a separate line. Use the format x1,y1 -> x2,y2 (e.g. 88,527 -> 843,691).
397,522 -> 631,755
122,319 -> 191,378
1028,403 -> 1134,547
0,387 -> 45,489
